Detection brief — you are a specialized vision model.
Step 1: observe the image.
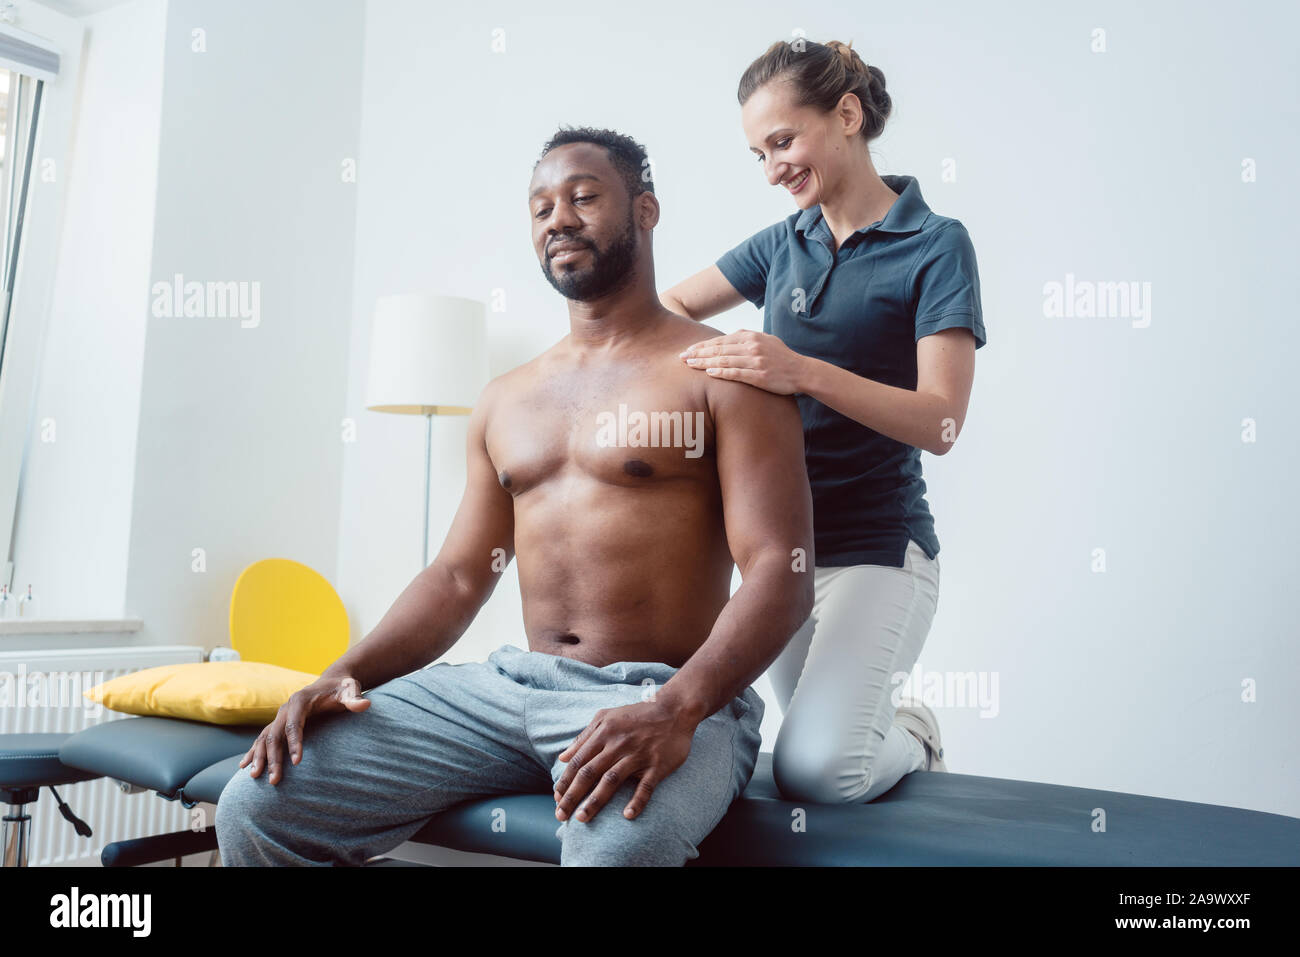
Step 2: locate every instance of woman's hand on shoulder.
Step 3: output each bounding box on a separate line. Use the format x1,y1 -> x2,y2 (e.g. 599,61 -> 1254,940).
679,329 -> 809,395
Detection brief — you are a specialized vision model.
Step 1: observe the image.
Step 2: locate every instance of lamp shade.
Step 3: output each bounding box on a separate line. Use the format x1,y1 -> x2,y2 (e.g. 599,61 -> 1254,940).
365,294 -> 487,415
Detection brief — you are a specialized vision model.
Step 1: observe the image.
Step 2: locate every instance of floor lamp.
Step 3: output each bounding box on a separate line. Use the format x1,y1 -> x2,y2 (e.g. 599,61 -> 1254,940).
365,293 -> 488,568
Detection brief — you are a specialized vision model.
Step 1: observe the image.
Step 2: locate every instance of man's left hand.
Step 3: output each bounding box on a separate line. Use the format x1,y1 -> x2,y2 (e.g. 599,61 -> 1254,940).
553,699 -> 698,823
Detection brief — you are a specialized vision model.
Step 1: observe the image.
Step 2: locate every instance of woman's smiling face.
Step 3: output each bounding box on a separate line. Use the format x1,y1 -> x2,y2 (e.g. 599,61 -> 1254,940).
742,80 -> 857,209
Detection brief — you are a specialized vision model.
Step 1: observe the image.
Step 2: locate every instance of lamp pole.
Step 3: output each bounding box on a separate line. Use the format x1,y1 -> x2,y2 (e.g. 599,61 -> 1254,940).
422,411 -> 433,568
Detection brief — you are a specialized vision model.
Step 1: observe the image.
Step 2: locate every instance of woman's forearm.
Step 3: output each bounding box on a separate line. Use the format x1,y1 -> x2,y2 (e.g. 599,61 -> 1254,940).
799,356 -> 960,455
660,291 -> 700,320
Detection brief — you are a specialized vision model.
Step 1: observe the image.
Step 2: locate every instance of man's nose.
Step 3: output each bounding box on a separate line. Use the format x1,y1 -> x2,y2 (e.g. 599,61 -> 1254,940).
545,201 -> 583,234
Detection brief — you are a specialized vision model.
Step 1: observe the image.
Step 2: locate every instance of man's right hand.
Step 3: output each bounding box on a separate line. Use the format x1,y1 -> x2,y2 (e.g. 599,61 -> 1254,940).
239,675 -> 371,785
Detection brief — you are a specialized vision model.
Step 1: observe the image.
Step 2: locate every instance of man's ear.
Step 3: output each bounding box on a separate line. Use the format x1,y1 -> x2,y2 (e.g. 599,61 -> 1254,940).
635,190 -> 661,231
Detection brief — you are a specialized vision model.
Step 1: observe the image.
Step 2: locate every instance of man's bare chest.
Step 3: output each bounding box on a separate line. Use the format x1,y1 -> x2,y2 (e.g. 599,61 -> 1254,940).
485,364 -> 716,496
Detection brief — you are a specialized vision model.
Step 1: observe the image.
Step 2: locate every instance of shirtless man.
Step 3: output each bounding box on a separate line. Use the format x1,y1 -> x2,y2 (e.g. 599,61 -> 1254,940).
215,128 -> 814,866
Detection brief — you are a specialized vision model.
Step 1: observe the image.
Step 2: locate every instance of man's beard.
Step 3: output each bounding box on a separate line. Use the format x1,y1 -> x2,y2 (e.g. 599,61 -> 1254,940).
541,213 -> 638,302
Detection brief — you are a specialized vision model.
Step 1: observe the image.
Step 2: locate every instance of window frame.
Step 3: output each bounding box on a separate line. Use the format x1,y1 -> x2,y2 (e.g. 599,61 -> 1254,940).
0,11 -> 84,590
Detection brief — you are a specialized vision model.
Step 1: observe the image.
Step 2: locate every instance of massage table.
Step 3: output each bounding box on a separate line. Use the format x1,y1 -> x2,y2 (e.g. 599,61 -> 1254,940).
4,717 -> 1299,866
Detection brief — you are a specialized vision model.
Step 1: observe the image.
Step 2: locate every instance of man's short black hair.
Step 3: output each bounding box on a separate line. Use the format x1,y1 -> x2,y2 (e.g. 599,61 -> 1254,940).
535,127 -> 654,204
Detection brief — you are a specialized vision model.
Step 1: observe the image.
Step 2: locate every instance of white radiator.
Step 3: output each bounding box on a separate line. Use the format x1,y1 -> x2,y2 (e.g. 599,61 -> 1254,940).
0,645 -> 205,866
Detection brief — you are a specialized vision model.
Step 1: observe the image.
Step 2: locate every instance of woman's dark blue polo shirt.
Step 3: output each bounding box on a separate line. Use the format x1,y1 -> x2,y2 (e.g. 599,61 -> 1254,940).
715,173 -> 986,568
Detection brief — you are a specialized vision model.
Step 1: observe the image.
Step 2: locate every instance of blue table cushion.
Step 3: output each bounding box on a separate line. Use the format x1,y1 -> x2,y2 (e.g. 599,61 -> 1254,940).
408,752 -> 1300,866
62,719 -> 1300,866
0,734 -> 101,789
59,717 -> 260,798
184,754 -> 244,805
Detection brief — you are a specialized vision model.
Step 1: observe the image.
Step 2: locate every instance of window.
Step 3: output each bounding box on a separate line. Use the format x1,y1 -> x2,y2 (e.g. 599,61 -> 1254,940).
0,15 -> 81,591
0,65 -> 44,379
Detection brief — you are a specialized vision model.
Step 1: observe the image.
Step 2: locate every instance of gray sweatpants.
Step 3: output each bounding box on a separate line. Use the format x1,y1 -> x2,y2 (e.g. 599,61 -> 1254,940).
215,644 -> 763,866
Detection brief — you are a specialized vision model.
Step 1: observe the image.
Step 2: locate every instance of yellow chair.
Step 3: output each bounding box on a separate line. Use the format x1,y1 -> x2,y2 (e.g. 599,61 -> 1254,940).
228,558 -> 349,675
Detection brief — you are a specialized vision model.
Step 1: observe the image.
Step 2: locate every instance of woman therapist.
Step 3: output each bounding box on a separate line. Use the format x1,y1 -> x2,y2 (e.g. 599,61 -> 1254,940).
662,39 -> 986,804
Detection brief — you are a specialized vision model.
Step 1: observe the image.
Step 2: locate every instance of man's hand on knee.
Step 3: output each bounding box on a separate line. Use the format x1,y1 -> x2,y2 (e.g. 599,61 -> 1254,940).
241,675 -> 370,785
553,699 -> 698,823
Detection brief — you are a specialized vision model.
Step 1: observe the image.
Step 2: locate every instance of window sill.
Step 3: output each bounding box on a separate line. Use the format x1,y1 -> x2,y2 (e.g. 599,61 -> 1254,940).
0,618 -> 143,636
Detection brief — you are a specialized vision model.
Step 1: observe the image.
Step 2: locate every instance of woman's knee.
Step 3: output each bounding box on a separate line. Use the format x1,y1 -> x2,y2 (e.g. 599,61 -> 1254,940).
772,735 -> 874,805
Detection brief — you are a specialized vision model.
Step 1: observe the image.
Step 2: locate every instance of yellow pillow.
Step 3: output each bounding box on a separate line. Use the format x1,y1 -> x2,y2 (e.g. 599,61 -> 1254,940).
84,661 -> 319,725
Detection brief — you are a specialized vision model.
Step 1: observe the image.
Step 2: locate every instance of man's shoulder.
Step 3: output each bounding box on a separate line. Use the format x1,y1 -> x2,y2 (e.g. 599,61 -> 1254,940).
478,347 -> 558,405
658,311 -> 726,348
638,314 -> 795,417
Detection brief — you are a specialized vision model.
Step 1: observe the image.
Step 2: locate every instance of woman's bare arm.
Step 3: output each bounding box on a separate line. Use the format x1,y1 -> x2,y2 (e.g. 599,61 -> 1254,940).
684,326 -> 977,455
661,264 -> 746,321
801,327 -> 977,455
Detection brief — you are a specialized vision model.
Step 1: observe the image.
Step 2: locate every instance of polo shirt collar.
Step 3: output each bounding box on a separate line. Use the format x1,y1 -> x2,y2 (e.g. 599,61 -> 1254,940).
795,173 -> 930,239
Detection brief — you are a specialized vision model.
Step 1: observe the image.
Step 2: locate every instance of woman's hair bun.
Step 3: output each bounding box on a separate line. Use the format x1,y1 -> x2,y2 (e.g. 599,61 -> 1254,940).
828,40 -> 868,79
828,40 -> 890,119
738,38 -> 893,142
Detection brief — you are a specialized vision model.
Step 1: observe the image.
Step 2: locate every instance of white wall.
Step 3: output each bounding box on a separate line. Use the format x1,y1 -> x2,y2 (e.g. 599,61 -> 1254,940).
9,0 -> 163,618
340,0 -> 1299,817
121,0 -> 365,648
